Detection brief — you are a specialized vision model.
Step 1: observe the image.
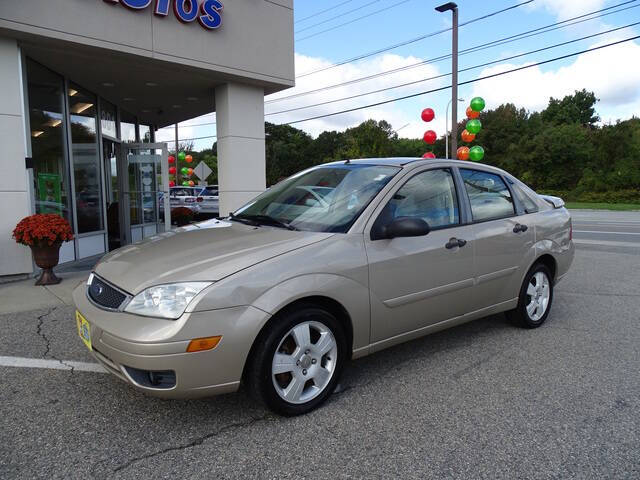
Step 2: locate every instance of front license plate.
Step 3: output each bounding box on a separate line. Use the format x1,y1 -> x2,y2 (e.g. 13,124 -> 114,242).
76,310 -> 92,351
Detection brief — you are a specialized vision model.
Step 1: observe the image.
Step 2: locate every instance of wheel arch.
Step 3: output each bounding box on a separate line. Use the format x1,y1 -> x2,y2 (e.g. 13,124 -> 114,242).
242,294 -> 354,384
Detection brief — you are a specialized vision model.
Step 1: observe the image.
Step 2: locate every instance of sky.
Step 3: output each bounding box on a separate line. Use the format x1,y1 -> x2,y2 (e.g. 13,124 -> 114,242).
156,0 -> 640,150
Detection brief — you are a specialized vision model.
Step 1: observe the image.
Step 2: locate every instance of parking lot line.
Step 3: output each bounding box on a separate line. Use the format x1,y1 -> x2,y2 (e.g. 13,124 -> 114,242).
0,355 -> 106,373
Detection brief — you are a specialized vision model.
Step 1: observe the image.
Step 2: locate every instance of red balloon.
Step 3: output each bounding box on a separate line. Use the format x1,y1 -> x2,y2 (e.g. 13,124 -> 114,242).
168,155 -> 176,164
422,152 -> 436,159
423,130 -> 437,145
169,180 -> 175,187
457,146 -> 470,160
168,166 -> 176,175
466,107 -> 480,119
421,108 -> 435,122
185,154 -> 193,163
461,129 -> 476,143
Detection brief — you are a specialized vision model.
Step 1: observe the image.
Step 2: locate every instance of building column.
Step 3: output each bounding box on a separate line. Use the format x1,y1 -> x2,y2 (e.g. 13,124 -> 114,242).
0,38 -> 32,278
215,82 -> 266,216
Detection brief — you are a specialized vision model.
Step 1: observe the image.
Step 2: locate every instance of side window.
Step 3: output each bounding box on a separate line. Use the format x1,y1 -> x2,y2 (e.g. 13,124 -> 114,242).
509,180 -> 539,213
460,169 -> 515,222
385,168 -> 460,228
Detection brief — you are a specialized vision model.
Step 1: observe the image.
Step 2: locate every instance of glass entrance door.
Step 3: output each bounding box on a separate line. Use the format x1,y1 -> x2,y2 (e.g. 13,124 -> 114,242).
103,140 -> 123,251
119,143 -> 170,246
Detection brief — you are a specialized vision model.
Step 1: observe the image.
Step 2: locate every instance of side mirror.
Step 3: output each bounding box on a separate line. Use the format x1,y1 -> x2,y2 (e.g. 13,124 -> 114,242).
372,216 -> 430,240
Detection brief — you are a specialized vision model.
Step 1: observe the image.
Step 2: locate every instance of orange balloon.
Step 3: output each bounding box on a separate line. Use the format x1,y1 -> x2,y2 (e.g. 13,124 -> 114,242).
466,107 -> 479,119
185,154 -> 193,163
461,129 -> 476,143
457,146 -> 470,161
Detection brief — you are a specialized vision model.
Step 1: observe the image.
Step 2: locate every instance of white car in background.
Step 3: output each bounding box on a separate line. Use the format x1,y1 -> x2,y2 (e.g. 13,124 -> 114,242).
194,185 -> 219,215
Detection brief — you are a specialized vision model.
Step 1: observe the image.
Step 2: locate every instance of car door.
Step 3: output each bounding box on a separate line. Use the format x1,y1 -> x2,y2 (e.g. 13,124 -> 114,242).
365,167 -> 476,345
459,168 -> 535,311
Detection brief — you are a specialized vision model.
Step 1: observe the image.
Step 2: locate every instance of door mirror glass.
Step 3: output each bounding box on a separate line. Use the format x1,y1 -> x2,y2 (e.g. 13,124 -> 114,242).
376,216 -> 430,240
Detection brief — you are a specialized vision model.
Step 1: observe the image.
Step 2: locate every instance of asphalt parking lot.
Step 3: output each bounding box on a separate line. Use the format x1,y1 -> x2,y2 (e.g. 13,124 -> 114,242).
1,210 -> 639,479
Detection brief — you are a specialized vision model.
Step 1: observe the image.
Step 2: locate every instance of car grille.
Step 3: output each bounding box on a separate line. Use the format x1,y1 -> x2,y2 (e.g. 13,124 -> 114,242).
87,274 -> 128,310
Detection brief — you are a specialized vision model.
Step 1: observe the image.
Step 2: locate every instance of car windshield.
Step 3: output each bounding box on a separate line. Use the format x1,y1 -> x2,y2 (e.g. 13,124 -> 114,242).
233,164 -> 399,233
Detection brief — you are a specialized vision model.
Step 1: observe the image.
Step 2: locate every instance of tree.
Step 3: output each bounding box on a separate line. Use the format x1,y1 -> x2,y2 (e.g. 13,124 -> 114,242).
541,89 -> 599,127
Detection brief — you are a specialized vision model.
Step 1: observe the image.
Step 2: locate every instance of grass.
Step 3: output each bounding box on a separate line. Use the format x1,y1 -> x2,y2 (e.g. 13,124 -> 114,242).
565,201 -> 640,211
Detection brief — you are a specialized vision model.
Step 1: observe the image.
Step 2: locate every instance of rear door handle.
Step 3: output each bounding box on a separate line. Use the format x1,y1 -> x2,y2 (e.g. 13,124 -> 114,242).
446,238 -> 467,249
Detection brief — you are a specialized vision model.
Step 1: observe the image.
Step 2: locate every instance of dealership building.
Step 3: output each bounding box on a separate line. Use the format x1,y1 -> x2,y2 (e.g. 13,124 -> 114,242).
0,0 -> 294,279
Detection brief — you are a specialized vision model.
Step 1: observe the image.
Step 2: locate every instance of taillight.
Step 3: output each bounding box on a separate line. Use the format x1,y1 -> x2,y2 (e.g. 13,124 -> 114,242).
197,197 -> 203,202
569,221 -> 573,241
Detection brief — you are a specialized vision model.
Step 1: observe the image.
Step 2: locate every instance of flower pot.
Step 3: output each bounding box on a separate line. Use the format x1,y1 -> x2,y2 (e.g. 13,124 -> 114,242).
30,242 -> 62,286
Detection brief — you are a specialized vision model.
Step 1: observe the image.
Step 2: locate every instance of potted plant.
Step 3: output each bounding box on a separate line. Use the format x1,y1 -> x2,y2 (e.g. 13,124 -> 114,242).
171,206 -> 195,227
12,214 -> 74,285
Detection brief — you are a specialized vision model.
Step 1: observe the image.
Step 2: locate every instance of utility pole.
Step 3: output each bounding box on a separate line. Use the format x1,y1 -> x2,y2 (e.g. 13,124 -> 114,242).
436,2 -> 459,159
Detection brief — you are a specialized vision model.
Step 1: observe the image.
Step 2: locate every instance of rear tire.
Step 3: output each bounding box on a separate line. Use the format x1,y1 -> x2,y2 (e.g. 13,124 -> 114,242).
507,263 -> 554,328
247,305 -> 347,416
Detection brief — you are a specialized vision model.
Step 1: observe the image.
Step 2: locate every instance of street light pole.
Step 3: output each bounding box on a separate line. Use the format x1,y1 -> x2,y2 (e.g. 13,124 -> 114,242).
436,2 -> 459,159
445,97 -> 464,159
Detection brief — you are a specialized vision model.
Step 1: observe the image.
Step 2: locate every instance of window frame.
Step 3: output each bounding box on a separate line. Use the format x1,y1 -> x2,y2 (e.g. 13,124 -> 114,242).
456,167 -> 518,224
372,166 -> 465,235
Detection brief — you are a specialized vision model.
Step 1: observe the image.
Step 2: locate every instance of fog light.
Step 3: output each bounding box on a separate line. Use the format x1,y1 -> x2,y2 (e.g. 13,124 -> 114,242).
186,336 -> 222,353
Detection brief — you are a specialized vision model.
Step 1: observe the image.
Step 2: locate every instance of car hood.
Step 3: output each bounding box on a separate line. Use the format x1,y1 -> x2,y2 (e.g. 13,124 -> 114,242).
95,218 -> 334,294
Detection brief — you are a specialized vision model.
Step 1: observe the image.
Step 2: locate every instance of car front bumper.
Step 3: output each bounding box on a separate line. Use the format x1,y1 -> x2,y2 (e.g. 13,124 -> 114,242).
72,283 -> 270,399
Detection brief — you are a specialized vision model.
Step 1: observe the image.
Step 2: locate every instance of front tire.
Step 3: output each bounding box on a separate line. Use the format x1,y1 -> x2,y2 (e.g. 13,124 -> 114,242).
247,305 -> 347,416
508,263 -> 554,328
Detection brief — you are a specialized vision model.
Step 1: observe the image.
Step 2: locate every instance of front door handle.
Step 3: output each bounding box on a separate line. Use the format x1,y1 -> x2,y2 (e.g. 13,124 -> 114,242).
446,238 -> 467,249
513,223 -> 528,233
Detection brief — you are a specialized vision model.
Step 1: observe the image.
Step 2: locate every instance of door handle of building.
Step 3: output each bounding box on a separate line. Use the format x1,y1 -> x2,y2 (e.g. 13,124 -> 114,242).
446,238 -> 467,249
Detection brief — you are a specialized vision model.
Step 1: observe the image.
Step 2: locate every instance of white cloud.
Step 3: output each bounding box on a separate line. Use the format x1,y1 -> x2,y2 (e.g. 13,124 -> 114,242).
469,38 -> 640,119
528,0 -> 607,20
265,52 -> 449,140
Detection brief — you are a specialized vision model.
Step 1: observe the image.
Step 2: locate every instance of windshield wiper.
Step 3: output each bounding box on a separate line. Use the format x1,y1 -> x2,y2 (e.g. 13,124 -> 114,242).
236,214 -> 298,231
228,213 -> 261,227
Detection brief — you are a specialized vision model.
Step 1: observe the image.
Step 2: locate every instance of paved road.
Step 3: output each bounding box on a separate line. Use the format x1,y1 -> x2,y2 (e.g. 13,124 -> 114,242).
571,209 -> 640,248
1,210 -> 639,479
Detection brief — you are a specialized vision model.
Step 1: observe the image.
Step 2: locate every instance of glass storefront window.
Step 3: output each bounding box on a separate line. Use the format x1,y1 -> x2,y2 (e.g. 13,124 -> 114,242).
100,100 -> 117,139
121,111 -> 137,143
27,60 -> 71,223
69,84 -> 104,233
139,124 -> 152,143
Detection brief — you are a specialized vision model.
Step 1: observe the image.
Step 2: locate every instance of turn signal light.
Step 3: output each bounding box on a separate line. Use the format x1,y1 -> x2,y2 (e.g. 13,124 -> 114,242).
186,336 -> 222,353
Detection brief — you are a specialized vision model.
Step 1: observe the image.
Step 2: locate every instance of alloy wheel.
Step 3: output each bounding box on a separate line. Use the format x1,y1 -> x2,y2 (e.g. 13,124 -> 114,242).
271,321 -> 338,405
525,271 -> 550,321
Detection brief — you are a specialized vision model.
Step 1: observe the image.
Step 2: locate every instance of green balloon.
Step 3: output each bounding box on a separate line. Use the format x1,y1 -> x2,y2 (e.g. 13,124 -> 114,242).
469,145 -> 485,162
470,96 -> 485,112
178,151 -> 186,162
180,167 -> 189,175
466,119 -> 482,134
182,180 -> 190,186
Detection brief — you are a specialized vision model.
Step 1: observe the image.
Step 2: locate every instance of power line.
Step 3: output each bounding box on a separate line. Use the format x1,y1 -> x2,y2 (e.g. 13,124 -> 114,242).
296,0 -> 534,77
284,35 -> 640,125
296,0 -> 412,42
295,0 -> 381,35
270,0 -> 639,104
266,21 -> 640,116
295,0 -> 357,24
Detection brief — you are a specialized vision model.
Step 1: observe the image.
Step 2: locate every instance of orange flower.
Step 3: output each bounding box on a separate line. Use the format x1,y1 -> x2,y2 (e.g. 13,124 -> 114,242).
12,214 -> 74,247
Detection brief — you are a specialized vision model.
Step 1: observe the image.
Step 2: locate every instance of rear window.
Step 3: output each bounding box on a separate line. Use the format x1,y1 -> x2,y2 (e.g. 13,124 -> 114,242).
461,169 -> 515,222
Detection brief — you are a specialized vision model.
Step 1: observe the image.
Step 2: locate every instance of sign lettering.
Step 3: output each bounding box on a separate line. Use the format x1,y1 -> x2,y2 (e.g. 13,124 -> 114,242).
103,0 -> 223,31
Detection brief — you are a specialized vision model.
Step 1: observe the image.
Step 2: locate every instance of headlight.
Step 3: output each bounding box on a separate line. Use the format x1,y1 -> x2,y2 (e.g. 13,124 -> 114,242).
124,282 -> 212,319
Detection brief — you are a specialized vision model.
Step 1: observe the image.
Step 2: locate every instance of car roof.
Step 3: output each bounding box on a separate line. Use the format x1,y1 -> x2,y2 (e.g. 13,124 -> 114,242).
323,157 -> 508,175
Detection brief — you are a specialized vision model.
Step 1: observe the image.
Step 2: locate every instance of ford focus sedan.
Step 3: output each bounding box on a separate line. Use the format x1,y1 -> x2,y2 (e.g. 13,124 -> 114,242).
73,158 -> 574,415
